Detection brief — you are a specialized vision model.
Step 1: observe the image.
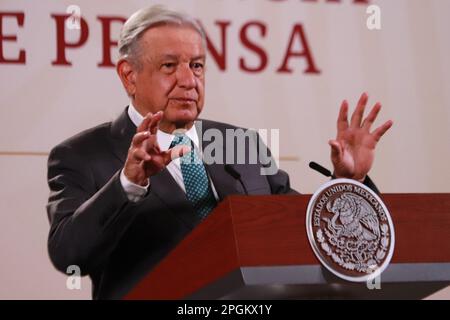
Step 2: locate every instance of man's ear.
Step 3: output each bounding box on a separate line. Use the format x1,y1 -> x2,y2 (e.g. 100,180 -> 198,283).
116,59 -> 137,97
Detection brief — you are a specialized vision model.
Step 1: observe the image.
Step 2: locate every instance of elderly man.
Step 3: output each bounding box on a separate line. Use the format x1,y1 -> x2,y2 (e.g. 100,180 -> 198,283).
46,6 -> 392,299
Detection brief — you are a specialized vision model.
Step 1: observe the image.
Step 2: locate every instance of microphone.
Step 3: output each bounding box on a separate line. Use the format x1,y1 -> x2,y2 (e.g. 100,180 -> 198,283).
224,164 -> 248,195
309,161 -> 334,178
309,161 -> 379,194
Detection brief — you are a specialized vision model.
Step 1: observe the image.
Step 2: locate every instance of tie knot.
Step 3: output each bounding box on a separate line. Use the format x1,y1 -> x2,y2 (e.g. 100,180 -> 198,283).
170,134 -> 191,148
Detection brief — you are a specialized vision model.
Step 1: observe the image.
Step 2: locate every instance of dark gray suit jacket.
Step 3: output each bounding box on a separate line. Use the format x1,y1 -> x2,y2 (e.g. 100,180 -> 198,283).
46,108 -> 300,299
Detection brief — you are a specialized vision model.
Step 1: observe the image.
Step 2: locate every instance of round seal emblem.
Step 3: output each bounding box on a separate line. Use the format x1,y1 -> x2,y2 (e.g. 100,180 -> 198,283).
306,178 -> 395,282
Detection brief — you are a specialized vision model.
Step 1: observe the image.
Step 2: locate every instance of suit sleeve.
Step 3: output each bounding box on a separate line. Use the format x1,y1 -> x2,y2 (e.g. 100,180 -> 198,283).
46,143 -> 142,276
361,175 -> 380,194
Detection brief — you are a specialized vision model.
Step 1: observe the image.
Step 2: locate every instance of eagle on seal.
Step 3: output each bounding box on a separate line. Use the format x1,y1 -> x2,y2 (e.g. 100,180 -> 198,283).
324,193 -> 380,241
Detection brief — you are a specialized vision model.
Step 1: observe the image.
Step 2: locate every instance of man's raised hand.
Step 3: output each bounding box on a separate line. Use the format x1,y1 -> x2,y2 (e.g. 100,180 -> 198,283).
124,111 -> 190,186
329,92 -> 393,181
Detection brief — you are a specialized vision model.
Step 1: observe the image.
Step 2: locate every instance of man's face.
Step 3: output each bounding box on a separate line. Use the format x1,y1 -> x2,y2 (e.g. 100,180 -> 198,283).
132,25 -> 206,132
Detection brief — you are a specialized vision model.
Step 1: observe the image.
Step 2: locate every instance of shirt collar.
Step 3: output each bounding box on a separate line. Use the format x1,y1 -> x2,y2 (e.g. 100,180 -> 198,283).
127,102 -> 200,152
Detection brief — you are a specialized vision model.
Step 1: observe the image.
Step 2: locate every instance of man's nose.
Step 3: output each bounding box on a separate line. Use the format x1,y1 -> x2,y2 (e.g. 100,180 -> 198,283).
176,64 -> 196,89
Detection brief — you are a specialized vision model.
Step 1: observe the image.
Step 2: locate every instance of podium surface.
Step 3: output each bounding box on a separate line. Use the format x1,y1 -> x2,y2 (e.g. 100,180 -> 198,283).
125,194 -> 450,299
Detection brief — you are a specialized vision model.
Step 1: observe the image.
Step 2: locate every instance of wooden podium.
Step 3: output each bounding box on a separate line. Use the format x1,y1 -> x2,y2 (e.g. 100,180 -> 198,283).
125,194 -> 450,299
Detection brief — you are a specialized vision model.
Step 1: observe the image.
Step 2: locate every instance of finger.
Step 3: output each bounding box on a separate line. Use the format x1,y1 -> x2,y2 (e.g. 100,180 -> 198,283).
130,148 -> 151,163
362,102 -> 381,131
350,92 -> 368,128
144,134 -> 161,154
148,111 -> 163,135
136,112 -> 154,133
371,120 -> 393,142
163,145 -> 191,164
337,100 -> 349,133
131,131 -> 150,147
329,139 -> 343,163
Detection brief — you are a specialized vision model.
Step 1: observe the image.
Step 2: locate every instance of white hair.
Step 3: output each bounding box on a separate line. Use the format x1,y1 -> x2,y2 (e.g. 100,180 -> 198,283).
118,5 -> 206,68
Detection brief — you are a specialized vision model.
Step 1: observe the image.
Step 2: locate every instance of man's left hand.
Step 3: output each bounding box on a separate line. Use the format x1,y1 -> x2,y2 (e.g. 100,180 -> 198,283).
329,92 -> 393,181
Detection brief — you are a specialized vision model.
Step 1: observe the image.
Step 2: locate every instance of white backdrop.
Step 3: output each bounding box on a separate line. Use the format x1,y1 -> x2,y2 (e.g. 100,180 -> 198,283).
0,0 -> 449,299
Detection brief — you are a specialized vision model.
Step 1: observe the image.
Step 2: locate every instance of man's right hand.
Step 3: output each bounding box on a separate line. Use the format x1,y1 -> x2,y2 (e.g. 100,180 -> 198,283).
123,111 -> 190,186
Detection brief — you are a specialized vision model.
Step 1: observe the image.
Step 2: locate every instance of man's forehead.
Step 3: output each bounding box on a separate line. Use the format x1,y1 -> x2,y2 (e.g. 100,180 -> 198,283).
142,24 -> 203,44
140,25 -> 205,57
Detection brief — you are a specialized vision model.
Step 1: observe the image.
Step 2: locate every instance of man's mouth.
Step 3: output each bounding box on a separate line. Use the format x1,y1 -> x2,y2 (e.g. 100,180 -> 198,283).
170,98 -> 197,104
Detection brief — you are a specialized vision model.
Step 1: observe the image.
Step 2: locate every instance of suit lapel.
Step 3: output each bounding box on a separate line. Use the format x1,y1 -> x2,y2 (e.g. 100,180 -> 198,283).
149,169 -> 200,228
198,120 -> 243,201
110,108 -> 135,163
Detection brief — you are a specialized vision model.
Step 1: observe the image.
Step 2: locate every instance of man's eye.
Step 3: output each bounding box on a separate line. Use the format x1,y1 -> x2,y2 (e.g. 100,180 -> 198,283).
161,63 -> 176,70
191,62 -> 204,70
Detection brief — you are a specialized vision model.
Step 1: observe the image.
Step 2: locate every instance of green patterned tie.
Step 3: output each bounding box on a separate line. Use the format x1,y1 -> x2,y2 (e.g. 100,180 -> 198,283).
170,134 -> 217,219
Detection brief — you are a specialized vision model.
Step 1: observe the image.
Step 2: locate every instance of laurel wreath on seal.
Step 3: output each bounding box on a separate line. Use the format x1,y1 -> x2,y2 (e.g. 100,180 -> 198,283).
316,224 -> 390,273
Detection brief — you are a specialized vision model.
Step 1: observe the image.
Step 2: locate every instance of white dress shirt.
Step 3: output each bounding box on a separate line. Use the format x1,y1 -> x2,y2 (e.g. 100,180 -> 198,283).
120,103 -> 219,202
